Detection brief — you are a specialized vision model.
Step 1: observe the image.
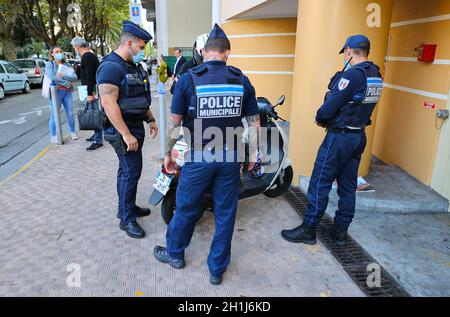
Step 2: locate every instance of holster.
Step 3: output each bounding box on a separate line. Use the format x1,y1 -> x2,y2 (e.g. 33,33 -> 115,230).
103,119 -> 127,155
104,131 -> 127,155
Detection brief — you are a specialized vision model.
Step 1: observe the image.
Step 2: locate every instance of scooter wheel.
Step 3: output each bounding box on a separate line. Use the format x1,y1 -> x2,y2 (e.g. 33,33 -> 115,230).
161,189 -> 176,225
263,166 -> 293,198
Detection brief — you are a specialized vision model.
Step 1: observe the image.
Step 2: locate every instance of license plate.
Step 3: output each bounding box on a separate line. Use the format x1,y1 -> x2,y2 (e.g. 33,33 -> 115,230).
152,171 -> 173,195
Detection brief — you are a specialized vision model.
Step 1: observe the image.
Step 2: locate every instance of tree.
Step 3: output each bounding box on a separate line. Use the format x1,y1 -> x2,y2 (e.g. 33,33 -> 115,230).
70,0 -> 128,55
0,1 -> 22,60
26,39 -> 46,58
19,0 -> 73,47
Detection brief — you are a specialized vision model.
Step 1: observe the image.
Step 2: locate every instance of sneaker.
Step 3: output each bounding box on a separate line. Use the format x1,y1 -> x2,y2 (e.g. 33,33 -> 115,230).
71,132 -> 78,140
153,246 -> 185,269
210,275 -> 223,285
86,143 -> 103,151
357,184 -> 375,192
50,136 -> 58,144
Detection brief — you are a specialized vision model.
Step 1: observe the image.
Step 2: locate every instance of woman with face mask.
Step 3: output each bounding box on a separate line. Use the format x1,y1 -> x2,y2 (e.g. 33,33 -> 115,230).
44,46 -> 79,143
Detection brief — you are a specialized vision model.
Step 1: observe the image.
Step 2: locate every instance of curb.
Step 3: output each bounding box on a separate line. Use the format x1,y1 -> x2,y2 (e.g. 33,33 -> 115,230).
0,145 -> 50,187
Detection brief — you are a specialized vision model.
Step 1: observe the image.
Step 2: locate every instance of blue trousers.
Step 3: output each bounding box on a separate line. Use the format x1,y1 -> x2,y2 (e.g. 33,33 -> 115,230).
93,129 -> 103,144
116,125 -> 145,224
166,159 -> 241,277
49,89 -> 76,136
303,131 -> 367,229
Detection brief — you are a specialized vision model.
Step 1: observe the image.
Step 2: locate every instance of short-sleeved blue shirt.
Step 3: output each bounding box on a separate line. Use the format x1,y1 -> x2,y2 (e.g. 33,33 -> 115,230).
96,51 -> 130,87
171,61 -> 259,117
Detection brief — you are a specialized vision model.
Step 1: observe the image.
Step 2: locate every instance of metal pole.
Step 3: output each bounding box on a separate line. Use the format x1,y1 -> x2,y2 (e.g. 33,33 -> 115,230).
50,83 -> 63,145
158,82 -> 167,159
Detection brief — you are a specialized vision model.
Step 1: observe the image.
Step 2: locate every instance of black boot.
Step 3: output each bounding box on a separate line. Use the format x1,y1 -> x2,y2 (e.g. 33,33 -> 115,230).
281,223 -> 317,245
120,221 -> 145,239
134,205 -> 151,217
330,224 -> 348,246
117,206 -> 151,219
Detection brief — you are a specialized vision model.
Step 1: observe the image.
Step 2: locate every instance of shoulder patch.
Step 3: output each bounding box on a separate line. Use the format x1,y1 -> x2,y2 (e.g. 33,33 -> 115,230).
191,64 -> 207,74
228,66 -> 242,76
338,78 -> 350,91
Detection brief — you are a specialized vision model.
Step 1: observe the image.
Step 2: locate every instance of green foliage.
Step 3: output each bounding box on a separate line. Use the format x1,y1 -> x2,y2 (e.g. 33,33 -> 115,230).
0,0 -> 131,59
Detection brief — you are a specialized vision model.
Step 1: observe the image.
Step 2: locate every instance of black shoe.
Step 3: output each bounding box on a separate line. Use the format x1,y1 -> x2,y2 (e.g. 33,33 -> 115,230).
330,224 -> 348,246
119,221 -> 145,239
86,143 -> 103,151
153,246 -> 185,269
281,224 -> 317,245
117,206 -> 151,219
86,135 -> 95,142
134,205 -> 151,217
210,275 -> 223,285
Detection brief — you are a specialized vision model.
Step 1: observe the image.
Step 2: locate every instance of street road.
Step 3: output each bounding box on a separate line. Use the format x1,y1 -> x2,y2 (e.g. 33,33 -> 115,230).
0,85 -> 82,181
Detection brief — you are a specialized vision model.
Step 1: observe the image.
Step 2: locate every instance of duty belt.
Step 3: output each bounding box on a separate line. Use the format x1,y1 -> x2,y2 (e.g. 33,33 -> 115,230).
328,127 -> 364,134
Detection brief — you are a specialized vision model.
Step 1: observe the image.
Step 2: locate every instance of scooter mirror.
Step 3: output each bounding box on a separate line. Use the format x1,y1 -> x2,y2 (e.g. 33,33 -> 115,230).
276,95 -> 286,107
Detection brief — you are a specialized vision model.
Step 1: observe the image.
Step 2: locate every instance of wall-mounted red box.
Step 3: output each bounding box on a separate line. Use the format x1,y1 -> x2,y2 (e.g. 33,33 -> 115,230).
417,44 -> 437,62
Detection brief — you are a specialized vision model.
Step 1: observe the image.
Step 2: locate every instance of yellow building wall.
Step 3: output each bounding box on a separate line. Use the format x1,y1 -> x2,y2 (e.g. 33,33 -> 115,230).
222,18 -> 297,120
372,0 -> 450,185
288,0 -> 394,182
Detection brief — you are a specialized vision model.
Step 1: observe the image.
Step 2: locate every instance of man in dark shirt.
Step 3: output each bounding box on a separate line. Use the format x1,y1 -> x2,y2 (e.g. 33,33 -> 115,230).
72,37 -> 103,151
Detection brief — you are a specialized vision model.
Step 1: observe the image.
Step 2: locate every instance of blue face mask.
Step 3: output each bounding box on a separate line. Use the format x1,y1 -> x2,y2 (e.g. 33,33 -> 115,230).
133,50 -> 145,63
343,57 -> 352,71
55,53 -> 65,61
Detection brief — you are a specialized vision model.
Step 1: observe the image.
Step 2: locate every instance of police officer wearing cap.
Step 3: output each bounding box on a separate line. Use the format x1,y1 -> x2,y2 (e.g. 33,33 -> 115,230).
153,24 -> 260,285
97,21 -> 158,239
281,35 -> 383,246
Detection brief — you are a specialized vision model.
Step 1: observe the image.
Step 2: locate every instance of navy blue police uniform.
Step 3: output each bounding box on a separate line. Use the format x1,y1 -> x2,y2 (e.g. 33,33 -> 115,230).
282,35 -> 383,244
96,21 -> 153,229
165,24 -> 259,279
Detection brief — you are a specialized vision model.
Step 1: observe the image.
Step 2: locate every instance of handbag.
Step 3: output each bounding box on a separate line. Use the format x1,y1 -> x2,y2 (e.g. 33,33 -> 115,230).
77,99 -> 105,130
41,74 -> 51,98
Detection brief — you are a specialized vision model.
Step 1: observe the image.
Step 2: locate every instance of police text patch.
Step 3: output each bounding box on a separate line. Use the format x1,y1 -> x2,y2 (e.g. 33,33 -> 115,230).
196,84 -> 244,118
363,77 -> 383,103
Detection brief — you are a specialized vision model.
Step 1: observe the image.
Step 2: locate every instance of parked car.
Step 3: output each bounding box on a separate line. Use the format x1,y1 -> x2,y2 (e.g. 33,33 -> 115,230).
67,59 -> 81,79
0,60 -> 30,100
12,58 -> 46,87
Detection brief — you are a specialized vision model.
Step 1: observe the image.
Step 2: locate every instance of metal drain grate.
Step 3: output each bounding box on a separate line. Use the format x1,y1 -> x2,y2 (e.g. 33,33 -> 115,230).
283,187 -> 410,297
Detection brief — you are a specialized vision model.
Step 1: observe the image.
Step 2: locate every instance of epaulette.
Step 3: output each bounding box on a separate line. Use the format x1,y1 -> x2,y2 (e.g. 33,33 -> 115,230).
190,64 -> 208,74
228,65 -> 242,76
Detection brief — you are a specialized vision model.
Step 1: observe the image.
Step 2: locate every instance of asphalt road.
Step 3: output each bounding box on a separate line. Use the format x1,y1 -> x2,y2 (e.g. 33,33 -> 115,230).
0,84 -> 82,181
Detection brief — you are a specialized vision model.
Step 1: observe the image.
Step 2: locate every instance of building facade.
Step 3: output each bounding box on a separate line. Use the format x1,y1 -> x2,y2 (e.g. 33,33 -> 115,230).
152,0 -> 450,203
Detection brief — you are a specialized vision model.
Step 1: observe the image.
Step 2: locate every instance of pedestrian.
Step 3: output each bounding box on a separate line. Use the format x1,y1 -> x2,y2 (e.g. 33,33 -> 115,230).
71,36 -> 103,151
281,35 -> 383,246
156,55 -> 168,94
172,48 -> 186,79
45,47 -> 78,143
170,34 -> 209,95
153,24 -> 261,285
96,20 -> 158,239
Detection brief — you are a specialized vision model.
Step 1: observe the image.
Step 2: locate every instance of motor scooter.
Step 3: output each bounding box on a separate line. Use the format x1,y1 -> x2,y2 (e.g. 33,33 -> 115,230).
149,95 -> 293,225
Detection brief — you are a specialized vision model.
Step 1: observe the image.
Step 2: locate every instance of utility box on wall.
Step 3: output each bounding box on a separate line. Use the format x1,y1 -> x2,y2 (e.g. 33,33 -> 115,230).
417,44 -> 437,63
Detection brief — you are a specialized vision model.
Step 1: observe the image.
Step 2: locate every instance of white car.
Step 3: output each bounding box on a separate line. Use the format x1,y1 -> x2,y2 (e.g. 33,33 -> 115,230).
0,60 -> 30,100
12,58 -> 46,87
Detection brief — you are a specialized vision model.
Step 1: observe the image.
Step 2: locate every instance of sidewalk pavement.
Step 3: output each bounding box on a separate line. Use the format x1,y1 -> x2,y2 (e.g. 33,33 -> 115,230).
0,92 -> 364,297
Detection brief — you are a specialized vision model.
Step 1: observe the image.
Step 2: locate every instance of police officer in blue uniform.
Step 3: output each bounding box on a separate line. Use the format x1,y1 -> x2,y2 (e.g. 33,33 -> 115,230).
153,24 -> 260,285
97,21 -> 158,239
281,35 -> 383,246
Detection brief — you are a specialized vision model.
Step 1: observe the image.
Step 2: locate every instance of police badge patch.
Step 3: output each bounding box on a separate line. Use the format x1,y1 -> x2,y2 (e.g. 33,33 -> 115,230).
196,84 -> 244,118
338,78 -> 350,91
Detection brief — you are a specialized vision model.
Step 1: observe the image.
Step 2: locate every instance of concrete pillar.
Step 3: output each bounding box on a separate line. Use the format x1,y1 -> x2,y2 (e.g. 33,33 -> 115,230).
155,0 -> 169,56
212,0 -> 222,26
289,0 -> 394,184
